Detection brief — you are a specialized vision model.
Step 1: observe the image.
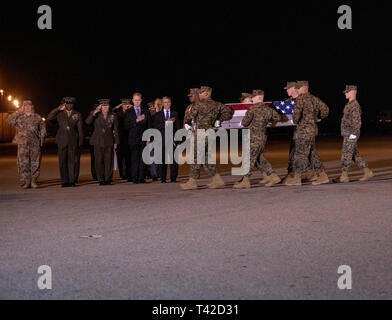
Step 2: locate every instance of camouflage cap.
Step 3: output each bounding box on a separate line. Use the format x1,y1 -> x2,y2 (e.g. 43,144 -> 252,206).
22,100 -> 33,106
295,81 -> 309,89
188,88 -> 200,96
343,85 -> 357,93
120,98 -> 131,104
241,92 -> 252,99
200,86 -> 212,94
98,99 -> 111,106
62,97 -> 76,104
252,90 -> 265,97
284,82 -> 297,90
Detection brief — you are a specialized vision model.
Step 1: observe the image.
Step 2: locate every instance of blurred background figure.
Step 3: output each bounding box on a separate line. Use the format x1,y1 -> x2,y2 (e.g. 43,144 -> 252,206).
113,98 -> 133,180
150,98 -> 163,181
240,92 -> 253,104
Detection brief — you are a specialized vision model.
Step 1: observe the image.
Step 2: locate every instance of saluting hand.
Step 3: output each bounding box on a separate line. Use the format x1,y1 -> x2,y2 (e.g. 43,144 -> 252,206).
93,105 -> 102,115
58,104 -> 66,111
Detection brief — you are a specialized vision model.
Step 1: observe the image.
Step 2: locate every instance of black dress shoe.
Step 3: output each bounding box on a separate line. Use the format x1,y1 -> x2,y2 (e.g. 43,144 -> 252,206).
105,181 -> 112,185
99,181 -> 105,186
152,177 -> 158,182
138,180 -> 146,184
161,180 -> 167,183
61,183 -> 68,188
128,178 -> 134,183
171,178 -> 177,183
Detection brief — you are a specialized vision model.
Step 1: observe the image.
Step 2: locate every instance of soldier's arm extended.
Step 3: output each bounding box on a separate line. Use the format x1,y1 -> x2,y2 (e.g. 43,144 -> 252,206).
313,96 -> 329,120
77,114 -> 84,147
47,107 -> 61,122
350,102 -> 362,135
272,108 -> 288,123
183,105 -> 193,126
7,109 -> 22,125
40,117 -> 47,147
85,112 -> 96,125
219,103 -> 234,122
113,115 -> 120,146
241,108 -> 254,128
292,101 -> 303,124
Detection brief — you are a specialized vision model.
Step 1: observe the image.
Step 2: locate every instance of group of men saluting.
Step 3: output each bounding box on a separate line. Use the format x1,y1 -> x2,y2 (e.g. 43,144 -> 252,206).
7,81 -> 374,190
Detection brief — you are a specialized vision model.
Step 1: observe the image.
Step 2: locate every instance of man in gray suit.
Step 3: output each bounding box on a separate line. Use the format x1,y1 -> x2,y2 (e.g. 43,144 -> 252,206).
47,97 -> 84,187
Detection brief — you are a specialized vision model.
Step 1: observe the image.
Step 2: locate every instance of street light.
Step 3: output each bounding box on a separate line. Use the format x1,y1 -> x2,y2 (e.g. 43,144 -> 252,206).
8,95 -> 12,101
0,90 -> 4,96
13,100 -> 19,108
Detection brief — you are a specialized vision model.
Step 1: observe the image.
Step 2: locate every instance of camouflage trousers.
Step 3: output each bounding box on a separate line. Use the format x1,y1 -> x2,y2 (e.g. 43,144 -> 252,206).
341,137 -> 368,172
293,138 -> 325,174
190,133 -> 217,180
245,137 -> 273,177
17,143 -> 42,181
288,138 -> 323,173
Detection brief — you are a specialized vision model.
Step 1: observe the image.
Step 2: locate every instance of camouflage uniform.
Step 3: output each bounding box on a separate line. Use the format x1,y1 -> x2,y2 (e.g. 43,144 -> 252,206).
241,103 -> 284,177
186,98 -> 234,179
292,92 -> 329,174
7,110 -> 46,183
341,99 -> 368,171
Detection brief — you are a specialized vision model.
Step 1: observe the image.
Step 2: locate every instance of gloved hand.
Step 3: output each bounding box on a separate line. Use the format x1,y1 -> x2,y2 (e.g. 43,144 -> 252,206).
349,134 -> 357,140
214,120 -> 221,128
185,124 -> 192,131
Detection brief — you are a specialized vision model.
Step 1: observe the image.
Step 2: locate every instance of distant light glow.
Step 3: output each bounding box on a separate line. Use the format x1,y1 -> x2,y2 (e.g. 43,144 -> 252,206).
8,95 -> 12,101
13,100 -> 20,108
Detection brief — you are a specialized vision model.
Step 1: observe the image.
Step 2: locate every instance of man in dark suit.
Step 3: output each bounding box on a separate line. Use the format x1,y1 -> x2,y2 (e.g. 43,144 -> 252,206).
86,99 -> 120,186
113,98 -> 132,180
47,97 -> 84,187
154,96 -> 180,183
124,92 -> 151,184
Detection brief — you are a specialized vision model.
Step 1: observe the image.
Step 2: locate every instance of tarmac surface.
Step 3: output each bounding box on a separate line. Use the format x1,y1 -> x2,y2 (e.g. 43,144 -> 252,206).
0,135 -> 391,300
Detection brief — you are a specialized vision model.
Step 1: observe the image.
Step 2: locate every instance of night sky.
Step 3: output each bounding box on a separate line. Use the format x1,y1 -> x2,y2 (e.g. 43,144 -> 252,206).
1,1 -> 391,133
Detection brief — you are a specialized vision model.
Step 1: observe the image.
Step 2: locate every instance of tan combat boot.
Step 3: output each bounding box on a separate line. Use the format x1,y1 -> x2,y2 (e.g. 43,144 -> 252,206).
359,168 -> 374,182
208,174 -> 225,189
312,171 -> 330,185
180,178 -> 198,190
233,176 -> 251,189
303,170 -> 318,182
31,178 -> 39,189
282,172 -> 294,184
333,171 -> 349,183
22,179 -> 31,189
284,172 -> 302,186
259,172 -> 269,184
265,173 -> 281,187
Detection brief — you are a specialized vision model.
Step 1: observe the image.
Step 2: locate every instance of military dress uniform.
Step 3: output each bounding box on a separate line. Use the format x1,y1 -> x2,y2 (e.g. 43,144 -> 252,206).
234,95 -> 286,189
183,88 -> 200,131
334,85 -> 374,183
7,101 -> 46,188
47,97 -> 84,187
86,99 -> 120,185
181,86 -> 234,190
287,81 -> 330,186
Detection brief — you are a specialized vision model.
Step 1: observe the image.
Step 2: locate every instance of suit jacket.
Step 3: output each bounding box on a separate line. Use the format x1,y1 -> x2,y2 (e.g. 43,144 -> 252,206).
86,112 -> 120,147
124,106 -> 151,147
153,109 -> 180,134
47,108 -> 84,147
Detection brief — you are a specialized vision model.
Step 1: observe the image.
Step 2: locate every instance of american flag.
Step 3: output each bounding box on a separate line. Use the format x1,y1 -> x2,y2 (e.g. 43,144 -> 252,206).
273,100 -> 296,115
